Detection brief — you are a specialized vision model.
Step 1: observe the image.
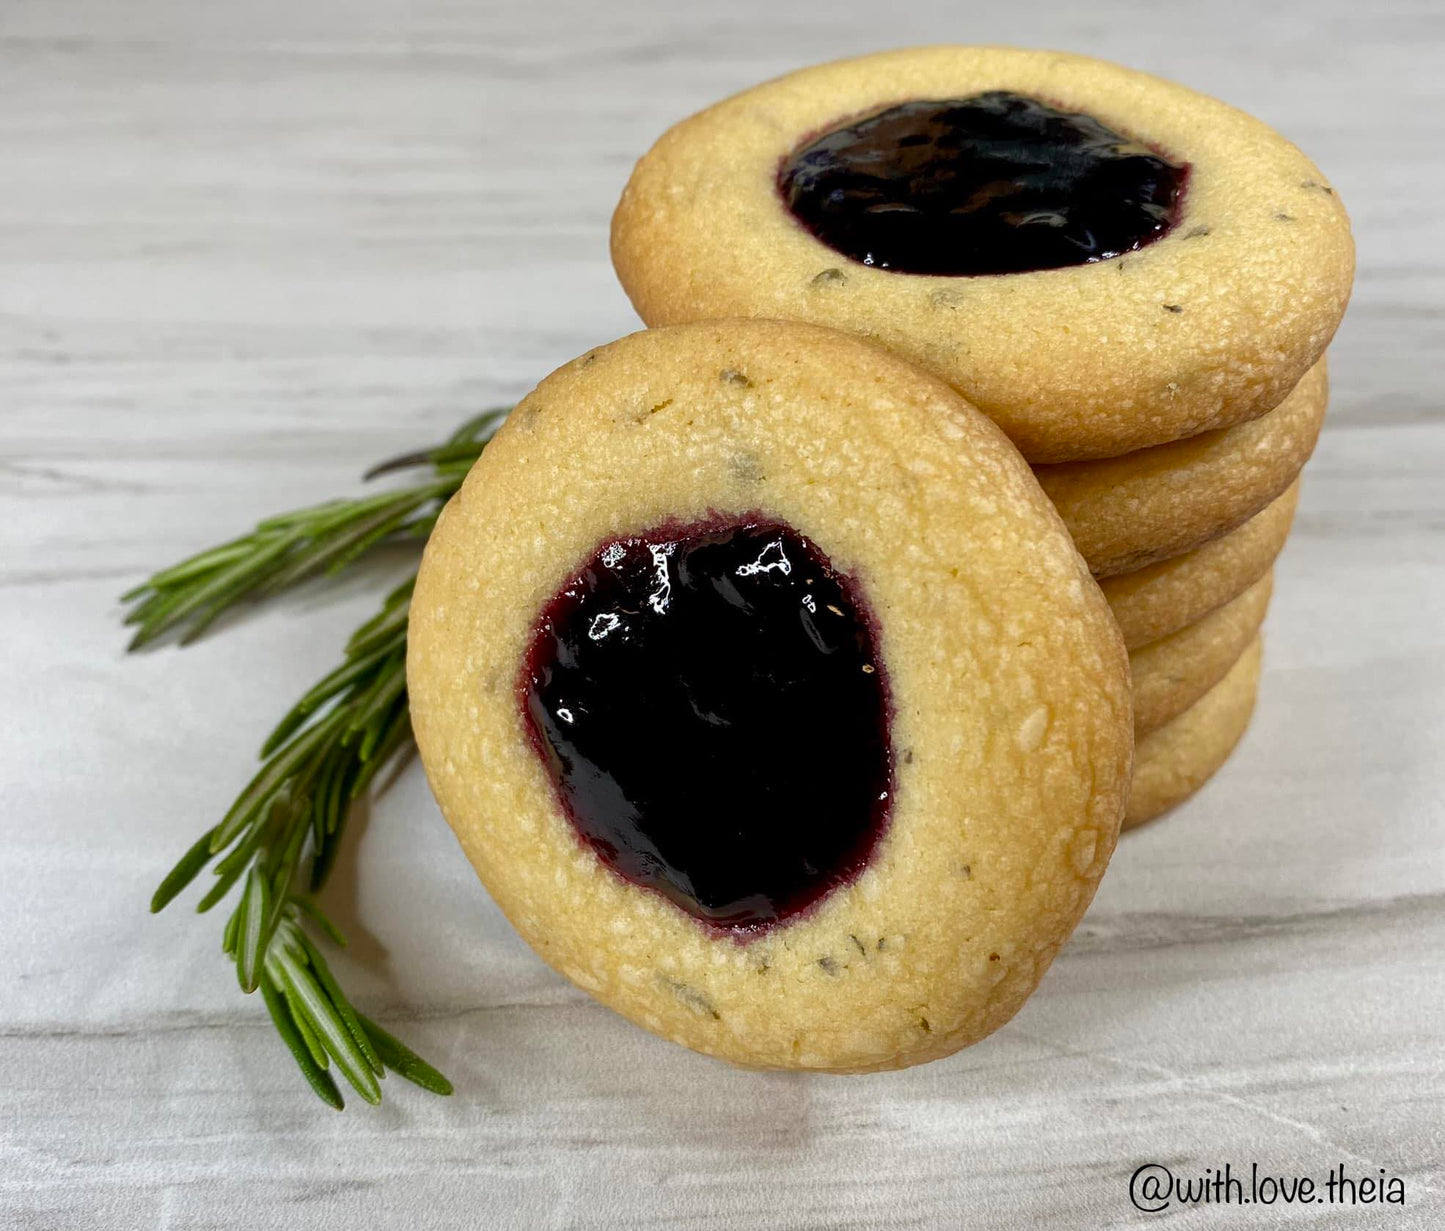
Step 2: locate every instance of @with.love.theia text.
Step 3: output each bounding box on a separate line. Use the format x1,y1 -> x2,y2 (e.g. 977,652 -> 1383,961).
1129,1162 -> 1407,1213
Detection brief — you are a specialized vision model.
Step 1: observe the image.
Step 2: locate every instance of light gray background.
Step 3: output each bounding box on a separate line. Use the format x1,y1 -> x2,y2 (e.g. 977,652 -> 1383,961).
3,1 -> 1442,1228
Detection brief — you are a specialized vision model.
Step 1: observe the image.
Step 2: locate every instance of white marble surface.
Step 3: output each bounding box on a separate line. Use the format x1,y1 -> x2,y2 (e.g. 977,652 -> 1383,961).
3,1 -> 1443,1227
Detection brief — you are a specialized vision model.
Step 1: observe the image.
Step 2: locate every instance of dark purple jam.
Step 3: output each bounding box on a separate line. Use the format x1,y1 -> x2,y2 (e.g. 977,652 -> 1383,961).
520,518 -> 893,933
778,92 -> 1187,276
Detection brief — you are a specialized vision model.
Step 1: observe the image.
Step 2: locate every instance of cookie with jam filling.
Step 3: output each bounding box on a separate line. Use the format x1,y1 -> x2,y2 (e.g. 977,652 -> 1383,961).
408,320 -> 1132,1071
611,47 -> 1353,463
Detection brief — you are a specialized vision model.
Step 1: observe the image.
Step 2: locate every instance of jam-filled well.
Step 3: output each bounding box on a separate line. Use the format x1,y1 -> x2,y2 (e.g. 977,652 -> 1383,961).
778,92 -> 1187,276
520,519 -> 893,933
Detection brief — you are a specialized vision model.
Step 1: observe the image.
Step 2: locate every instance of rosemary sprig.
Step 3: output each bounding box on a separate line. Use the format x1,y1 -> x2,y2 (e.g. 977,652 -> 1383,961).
136,409 -> 508,1108
122,410 -> 505,649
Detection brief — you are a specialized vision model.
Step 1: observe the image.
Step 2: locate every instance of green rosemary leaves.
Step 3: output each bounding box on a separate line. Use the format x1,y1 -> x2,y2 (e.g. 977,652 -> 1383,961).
131,409 -> 506,1108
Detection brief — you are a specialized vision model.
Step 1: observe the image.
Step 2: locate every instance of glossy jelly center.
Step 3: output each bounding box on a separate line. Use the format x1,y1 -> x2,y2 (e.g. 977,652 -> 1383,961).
520,518 -> 893,932
778,92 -> 1187,276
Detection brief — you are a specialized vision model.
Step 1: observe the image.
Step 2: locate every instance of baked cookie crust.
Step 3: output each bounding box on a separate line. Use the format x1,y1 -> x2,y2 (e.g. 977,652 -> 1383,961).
612,47 -> 1353,462
1037,363 -> 1324,577
1131,570 -> 1272,735
409,320 -> 1132,1072
1126,635 -> 1261,829
1102,480 -> 1298,650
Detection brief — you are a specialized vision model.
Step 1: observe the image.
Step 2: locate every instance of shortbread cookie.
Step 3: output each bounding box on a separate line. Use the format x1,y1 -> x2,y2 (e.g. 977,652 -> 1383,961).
1036,362 -> 1324,576
1103,480 -> 1298,649
1131,571 -> 1271,735
1126,636 -> 1261,829
612,46 -> 1354,463
409,320 -> 1132,1073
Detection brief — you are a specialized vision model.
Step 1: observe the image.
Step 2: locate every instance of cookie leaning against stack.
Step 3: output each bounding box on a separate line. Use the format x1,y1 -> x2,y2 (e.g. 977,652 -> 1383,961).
409,320 -> 1132,1071
612,45 -> 1354,825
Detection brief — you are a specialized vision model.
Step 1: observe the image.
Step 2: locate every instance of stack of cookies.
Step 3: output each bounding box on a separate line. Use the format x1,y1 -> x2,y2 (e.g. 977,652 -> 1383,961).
610,45 -> 1354,828
408,45 -> 1354,1077
1035,376 -> 1325,827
